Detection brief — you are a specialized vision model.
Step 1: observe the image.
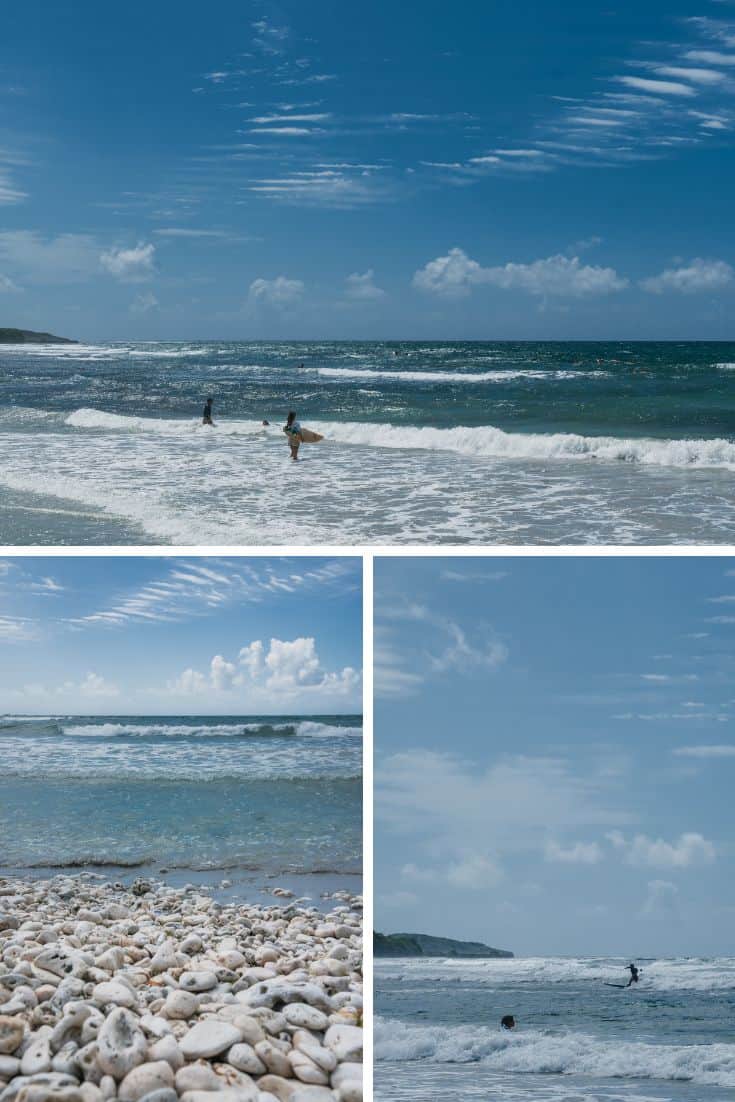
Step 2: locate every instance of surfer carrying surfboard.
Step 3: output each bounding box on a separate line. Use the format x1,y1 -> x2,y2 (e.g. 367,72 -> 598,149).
284,410 -> 303,460
283,410 -> 324,460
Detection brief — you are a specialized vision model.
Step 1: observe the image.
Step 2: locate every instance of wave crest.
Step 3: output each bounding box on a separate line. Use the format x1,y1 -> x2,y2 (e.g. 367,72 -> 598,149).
374,1017 -> 735,1086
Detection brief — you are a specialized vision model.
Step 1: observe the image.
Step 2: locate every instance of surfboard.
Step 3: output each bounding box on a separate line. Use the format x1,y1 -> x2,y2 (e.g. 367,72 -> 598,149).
297,429 -> 323,443
604,983 -> 628,988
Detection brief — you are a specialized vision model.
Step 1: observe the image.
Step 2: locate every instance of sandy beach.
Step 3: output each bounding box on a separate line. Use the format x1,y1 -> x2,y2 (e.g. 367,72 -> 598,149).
0,873 -> 362,1102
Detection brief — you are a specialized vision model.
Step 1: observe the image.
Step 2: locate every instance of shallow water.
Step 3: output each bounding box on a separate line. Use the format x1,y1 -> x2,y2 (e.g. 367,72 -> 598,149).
0,714 -> 362,873
375,957 -> 735,1100
2,340 -> 735,544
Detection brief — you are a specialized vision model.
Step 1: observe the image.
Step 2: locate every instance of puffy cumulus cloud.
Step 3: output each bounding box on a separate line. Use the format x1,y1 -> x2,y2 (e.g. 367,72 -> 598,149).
413,247 -> 627,298
641,258 -> 734,294
615,831 -> 716,868
169,636 -> 360,702
100,242 -> 156,282
76,672 -> 120,698
344,269 -> 386,300
412,247 -> 485,298
545,840 -> 603,864
247,275 -> 304,309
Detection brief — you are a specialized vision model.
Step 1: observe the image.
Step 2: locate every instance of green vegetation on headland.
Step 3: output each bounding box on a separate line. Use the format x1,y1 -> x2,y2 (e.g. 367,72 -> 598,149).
374,931 -> 514,958
0,328 -> 78,344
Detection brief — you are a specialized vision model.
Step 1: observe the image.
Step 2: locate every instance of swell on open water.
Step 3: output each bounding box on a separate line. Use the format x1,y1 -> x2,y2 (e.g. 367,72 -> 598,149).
2,341 -> 735,544
375,956 -> 735,1101
0,714 -> 362,874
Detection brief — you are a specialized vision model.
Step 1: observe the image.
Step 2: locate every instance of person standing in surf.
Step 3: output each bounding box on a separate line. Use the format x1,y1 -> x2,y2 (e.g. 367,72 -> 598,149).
284,410 -> 302,461
202,396 -> 215,426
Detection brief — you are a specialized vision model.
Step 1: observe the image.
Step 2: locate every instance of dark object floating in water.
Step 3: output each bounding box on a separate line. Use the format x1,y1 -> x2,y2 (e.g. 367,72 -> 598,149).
0,328 -> 78,345
374,930 -> 513,958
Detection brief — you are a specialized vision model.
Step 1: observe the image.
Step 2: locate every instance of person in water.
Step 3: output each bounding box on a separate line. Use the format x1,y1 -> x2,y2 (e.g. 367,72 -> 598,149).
202,396 -> 214,426
626,964 -> 640,987
500,1015 -> 516,1030
284,410 -> 302,461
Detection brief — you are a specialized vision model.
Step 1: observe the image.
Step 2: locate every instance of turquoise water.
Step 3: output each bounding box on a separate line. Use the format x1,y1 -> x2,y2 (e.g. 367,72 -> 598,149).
0,714 -> 362,873
375,957 -> 735,1100
2,340 -> 735,544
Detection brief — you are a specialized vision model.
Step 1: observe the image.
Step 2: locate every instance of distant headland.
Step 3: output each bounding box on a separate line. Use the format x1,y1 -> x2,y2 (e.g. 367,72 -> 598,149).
0,328 -> 78,344
374,931 -> 514,958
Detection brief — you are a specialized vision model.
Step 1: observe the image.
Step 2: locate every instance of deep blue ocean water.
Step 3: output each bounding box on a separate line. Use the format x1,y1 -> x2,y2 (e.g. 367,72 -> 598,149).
375,957 -> 735,1101
0,714 -> 362,874
1,340 -> 735,543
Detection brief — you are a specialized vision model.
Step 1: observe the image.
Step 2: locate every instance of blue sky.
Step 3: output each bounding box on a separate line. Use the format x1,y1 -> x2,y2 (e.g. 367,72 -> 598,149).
375,556 -> 735,956
0,555 -> 362,713
3,0 -> 735,338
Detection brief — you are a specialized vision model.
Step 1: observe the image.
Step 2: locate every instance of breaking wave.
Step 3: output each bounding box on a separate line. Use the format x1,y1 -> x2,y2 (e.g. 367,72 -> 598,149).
374,1017 -> 735,1087
63,408 -> 735,470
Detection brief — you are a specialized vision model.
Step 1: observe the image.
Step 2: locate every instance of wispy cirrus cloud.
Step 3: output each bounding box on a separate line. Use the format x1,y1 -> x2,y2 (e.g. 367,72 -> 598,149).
67,558 -> 356,629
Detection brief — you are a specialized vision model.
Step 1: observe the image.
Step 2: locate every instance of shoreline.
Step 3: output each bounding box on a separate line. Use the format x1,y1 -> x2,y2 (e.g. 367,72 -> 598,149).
0,872 -> 363,1101
1,867 -> 362,914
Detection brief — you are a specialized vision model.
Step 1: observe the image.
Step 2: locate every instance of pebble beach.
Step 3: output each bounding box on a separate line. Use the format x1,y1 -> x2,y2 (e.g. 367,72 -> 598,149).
0,874 -> 363,1102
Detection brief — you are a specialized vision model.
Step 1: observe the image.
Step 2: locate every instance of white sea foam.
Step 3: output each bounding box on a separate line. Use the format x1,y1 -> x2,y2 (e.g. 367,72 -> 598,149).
0,406 -> 732,546
63,408 -> 735,470
65,409 -> 268,437
311,420 -> 735,470
316,367 -> 608,383
374,1017 -> 735,1087
60,721 -> 360,739
715,362 -> 735,370
375,955 -> 735,992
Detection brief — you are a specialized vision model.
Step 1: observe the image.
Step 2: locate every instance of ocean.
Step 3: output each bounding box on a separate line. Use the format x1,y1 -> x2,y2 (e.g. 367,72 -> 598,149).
2,340 -> 735,544
375,957 -> 735,1100
0,714 -> 362,886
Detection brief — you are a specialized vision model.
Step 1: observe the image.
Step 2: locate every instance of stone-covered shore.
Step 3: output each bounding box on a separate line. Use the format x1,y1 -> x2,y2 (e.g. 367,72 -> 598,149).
0,875 -> 362,1102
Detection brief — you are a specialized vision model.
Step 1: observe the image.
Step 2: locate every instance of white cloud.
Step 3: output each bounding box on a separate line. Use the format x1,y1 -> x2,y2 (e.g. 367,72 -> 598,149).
401,862 -> 438,883
100,242 -> 156,282
250,113 -> 331,124
641,258 -> 734,294
169,636 -> 360,702
447,854 -> 504,888
130,292 -> 159,314
654,65 -> 725,85
0,615 -> 38,643
673,744 -> 735,758
345,269 -> 385,300
0,231 -> 100,284
625,831 -> 716,868
545,839 -> 603,864
641,879 -> 679,918
413,247 -> 627,298
0,171 -> 26,205
376,750 -> 629,856
0,273 -> 21,293
615,76 -> 697,96
247,275 -> 304,309
248,170 -> 381,208
76,672 -> 119,698
429,621 -> 507,674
